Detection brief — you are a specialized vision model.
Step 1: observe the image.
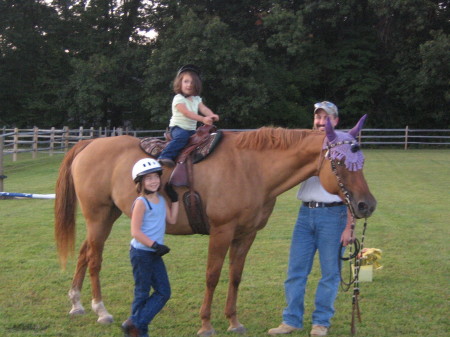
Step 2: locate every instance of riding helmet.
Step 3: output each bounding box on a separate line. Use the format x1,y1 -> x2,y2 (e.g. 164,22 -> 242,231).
132,158 -> 162,182
177,64 -> 201,78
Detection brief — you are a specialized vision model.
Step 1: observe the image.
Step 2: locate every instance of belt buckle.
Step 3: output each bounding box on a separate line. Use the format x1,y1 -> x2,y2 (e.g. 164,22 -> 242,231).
308,202 -> 320,208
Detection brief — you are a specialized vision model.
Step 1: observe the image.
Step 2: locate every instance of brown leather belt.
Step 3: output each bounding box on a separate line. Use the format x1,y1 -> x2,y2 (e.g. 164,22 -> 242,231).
303,201 -> 345,208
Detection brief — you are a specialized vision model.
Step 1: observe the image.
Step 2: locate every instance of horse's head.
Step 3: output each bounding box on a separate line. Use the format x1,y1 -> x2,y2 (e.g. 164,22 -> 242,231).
319,115 -> 377,219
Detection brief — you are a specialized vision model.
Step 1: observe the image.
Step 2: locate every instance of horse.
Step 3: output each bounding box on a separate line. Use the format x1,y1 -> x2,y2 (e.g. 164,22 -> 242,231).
54,115 -> 376,336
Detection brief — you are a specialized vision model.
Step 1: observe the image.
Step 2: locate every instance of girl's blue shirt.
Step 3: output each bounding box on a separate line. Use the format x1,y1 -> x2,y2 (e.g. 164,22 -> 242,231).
130,194 -> 166,252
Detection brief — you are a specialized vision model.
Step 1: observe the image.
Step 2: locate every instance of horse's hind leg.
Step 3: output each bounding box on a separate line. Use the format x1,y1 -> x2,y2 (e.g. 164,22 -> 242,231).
225,232 -> 257,334
69,206 -> 121,324
68,241 -> 89,316
87,207 -> 122,324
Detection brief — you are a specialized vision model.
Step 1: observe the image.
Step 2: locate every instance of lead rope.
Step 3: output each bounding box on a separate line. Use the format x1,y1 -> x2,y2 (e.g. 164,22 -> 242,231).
350,218 -> 367,335
328,152 -> 368,335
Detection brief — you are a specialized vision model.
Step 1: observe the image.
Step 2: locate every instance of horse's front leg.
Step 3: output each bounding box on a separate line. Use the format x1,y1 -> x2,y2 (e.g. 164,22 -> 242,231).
198,225 -> 235,337
225,232 -> 257,334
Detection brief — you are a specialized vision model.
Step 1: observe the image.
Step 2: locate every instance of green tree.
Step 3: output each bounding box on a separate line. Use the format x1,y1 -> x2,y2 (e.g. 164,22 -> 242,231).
369,0 -> 450,127
1,0 -> 448,129
51,0 -> 152,127
142,8 -> 270,129
416,30 -> 450,128
0,0 -> 70,127
262,1 -> 385,128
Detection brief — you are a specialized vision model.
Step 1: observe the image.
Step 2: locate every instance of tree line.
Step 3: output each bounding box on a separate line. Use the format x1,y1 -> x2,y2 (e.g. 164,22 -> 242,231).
0,0 -> 448,130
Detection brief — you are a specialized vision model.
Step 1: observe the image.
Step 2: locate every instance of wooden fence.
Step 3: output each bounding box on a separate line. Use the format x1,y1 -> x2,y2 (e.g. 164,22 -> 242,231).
1,126 -> 449,191
1,126 -> 449,158
0,126 -> 165,161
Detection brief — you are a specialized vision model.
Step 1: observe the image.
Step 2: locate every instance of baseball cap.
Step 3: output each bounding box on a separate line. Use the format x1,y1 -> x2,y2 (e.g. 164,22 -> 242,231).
314,101 -> 338,116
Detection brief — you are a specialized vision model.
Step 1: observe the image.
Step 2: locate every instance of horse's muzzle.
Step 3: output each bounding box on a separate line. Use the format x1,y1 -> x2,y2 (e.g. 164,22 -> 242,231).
354,198 -> 377,219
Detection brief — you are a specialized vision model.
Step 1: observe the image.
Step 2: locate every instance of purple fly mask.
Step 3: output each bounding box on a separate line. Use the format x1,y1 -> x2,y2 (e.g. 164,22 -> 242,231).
323,115 -> 367,171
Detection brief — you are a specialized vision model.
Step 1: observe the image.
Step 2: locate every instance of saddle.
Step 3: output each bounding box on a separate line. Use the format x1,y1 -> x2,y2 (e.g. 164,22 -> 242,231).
140,125 -> 223,184
139,125 -> 223,235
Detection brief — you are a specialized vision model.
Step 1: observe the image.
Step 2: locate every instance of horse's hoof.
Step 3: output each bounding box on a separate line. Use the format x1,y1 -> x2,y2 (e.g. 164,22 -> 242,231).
69,308 -> 85,316
197,328 -> 216,337
97,314 -> 114,324
227,324 -> 247,334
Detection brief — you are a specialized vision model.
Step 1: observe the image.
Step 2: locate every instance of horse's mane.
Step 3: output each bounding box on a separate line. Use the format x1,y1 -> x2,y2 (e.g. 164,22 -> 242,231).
235,127 -> 316,150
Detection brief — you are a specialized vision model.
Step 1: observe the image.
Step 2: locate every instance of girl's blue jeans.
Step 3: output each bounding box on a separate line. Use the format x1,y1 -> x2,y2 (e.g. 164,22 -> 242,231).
158,126 -> 195,161
129,246 -> 171,336
282,204 -> 347,328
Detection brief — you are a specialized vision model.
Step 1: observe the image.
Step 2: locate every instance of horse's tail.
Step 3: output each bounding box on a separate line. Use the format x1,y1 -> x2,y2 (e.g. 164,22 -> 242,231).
54,139 -> 94,269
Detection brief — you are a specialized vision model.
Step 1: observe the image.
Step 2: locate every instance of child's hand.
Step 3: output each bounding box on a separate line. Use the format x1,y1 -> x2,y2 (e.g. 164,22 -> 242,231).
203,116 -> 214,125
164,183 -> 178,202
151,242 -> 171,256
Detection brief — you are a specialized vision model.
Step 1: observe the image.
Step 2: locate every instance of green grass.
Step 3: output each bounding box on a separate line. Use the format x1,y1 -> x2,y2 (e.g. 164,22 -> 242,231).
0,149 -> 449,336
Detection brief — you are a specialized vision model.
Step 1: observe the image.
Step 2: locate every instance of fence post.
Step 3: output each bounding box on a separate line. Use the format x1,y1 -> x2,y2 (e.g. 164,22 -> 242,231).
78,126 -> 84,141
404,126 -> 409,150
90,127 -> 94,139
0,136 -> 4,192
50,127 -> 55,156
63,126 -> 69,153
13,127 -> 18,162
32,126 -> 38,159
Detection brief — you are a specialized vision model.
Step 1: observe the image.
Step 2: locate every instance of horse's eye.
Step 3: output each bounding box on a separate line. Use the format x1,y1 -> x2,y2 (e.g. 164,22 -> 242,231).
351,144 -> 360,153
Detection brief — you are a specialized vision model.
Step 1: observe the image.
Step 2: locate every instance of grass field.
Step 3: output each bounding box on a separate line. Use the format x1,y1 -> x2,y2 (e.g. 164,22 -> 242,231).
0,149 -> 449,337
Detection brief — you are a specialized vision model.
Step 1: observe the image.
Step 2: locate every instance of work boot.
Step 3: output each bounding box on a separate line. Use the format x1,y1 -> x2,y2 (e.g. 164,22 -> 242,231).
121,318 -> 140,337
268,323 -> 301,335
310,324 -> 328,336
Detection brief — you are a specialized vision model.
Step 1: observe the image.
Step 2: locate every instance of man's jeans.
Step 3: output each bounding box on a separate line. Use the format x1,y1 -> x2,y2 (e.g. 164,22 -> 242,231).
130,246 -> 171,336
158,126 -> 195,161
282,204 -> 347,328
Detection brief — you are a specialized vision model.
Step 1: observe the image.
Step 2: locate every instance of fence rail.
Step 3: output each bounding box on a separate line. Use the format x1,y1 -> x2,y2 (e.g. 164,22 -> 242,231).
1,126 -> 449,192
1,126 -> 449,160
0,126 -> 165,161
357,127 -> 450,149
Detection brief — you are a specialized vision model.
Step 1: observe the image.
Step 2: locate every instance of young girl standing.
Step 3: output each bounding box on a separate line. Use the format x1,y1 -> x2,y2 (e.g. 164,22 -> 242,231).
158,64 -> 219,167
121,158 -> 179,337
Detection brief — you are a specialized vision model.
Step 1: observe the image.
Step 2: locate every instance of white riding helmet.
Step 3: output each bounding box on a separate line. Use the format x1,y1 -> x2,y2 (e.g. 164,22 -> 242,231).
132,158 -> 162,182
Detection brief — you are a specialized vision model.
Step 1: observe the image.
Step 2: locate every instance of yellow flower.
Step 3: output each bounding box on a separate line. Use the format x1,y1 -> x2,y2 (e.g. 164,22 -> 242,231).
360,248 -> 383,270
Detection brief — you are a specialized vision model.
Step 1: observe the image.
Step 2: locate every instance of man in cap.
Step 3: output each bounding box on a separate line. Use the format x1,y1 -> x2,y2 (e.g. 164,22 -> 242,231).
268,101 -> 353,336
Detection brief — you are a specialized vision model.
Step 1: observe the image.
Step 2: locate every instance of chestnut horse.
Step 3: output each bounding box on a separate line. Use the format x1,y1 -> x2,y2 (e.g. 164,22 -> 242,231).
54,116 -> 376,336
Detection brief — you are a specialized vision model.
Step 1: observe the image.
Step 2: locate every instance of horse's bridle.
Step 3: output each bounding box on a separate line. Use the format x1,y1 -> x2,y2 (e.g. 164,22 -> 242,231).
323,139 -> 368,336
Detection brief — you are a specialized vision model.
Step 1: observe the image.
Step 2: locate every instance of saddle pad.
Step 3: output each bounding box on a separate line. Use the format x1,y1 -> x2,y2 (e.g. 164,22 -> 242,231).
139,138 -> 167,158
139,131 -> 223,163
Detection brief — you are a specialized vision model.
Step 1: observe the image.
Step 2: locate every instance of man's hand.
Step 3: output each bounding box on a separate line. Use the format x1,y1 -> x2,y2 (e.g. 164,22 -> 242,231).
340,226 -> 355,247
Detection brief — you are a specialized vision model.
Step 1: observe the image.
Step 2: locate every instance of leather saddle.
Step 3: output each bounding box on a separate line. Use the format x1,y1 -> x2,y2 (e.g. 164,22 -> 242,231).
139,124 -> 223,187
139,125 -> 223,235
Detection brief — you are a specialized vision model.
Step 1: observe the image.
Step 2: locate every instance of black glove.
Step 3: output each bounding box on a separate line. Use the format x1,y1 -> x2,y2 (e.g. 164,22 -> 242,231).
151,241 -> 170,256
164,183 -> 178,202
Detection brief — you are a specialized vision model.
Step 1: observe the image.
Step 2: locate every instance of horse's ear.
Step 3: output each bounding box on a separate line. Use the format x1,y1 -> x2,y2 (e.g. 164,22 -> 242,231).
325,117 -> 337,143
349,114 -> 367,138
